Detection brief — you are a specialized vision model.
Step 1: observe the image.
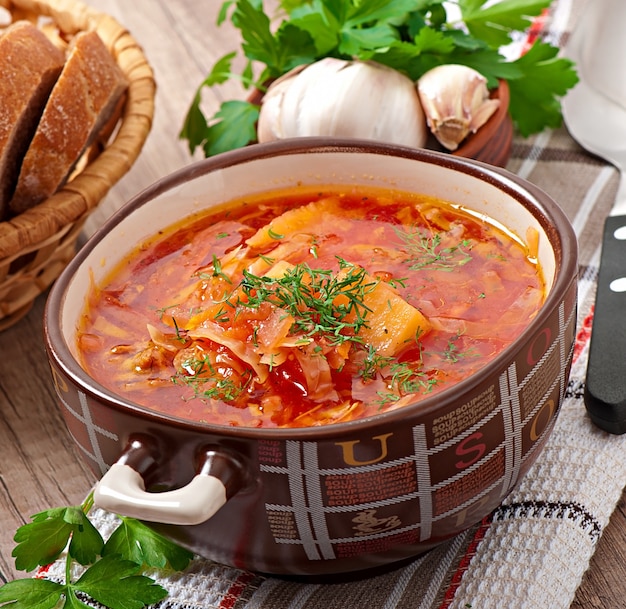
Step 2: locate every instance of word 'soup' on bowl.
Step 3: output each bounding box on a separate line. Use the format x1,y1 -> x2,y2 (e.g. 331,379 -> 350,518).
44,139 -> 577,577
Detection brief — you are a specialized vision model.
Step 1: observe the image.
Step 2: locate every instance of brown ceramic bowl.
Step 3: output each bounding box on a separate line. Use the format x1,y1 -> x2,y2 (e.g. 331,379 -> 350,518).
44,139 -> 576,576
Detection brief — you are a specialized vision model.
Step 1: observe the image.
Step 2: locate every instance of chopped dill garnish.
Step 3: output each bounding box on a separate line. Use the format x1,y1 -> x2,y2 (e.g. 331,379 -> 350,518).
210,254 -> 232,282
441,340 -> 477,363
213,305 -> 230,323
376,390 -> 401,406
396,226 -> 473,271
171,317 -> 187,343
387,276 -> 408,289
429,333 -> 479,363
173,353 -> 253,402
389,362 -> 438,394
267,227 -> 284,240
238,258 -> 378,346
359,347 -> 438,407
156,303 -> 180,320
359,345 -> 394,382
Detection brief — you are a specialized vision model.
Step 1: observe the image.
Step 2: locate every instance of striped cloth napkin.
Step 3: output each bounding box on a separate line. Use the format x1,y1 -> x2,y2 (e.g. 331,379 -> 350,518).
41,0 -> 626,607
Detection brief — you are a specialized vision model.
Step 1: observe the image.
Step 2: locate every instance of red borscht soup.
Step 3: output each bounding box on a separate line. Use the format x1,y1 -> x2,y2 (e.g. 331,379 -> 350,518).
77,185 -> 545,428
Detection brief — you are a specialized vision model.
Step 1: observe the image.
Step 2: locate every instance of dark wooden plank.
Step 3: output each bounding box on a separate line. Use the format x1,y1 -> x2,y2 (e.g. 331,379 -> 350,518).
0,293 -> 97,582
571,494 -> 626,608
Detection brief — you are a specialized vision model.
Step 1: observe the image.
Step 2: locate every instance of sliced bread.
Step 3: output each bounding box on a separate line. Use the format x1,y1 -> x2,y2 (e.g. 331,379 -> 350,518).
0,21 -> 65,220
9,30 -> 128,216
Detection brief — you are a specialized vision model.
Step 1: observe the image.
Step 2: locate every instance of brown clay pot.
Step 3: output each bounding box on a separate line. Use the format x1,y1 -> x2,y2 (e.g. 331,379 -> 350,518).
44,139 -> 577,576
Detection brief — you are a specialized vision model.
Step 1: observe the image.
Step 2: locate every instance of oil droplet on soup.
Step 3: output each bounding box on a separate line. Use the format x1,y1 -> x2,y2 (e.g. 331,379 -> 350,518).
77,185 -> 545,428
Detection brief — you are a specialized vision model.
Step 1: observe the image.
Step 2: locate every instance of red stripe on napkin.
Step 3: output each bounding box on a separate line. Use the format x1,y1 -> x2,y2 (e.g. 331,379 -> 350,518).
437,515 -> 493,609
219,571 -> 257,609
573,308 -> 594,364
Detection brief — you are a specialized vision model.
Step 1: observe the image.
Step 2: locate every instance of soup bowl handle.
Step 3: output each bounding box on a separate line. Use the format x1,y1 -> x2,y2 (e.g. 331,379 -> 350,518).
94,463 -> 227,525
93,436 -> 247,526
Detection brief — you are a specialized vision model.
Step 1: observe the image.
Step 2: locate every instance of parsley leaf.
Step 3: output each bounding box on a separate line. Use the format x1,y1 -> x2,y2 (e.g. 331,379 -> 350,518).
507,41 -> 579,136
232,0 -> 316,76
199,51 -> 239,88
181,0 -> 578,156
203,100 -> 260,157
104,517 -> 194,571
179,52 -> 242,155
3,496 -> 191,609
0,578 -> 63,609
0,556 -> 168,609
460,0 -> 552,48
12,507 -> 103,572
74,555 -> 166,609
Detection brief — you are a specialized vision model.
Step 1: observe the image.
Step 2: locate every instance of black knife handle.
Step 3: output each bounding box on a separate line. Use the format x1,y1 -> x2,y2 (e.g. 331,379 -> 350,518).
585,215 -> 626,434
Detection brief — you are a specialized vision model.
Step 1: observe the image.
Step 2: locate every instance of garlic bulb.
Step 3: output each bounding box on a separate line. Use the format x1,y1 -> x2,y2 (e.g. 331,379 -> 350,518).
257,58 -> 428,149
417,64 -> 500,151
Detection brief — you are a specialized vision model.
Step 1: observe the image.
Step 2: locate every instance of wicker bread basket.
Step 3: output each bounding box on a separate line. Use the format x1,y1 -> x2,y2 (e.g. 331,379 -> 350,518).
0,0 -> 155,329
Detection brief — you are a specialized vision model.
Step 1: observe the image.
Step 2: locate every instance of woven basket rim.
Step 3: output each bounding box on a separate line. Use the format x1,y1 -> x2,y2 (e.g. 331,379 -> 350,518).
0,0 -> 156,260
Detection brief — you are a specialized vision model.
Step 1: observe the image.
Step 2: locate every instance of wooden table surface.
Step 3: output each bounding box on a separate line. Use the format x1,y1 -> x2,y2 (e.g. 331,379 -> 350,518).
0,1 -> 624,606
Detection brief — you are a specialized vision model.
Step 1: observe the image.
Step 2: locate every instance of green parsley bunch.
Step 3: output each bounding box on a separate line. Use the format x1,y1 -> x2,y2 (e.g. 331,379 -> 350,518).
0,494 -> 193,609
180,0 -> 578,158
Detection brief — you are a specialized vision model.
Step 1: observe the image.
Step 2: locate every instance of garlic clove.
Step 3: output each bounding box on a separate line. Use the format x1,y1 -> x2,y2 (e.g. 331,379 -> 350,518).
257,58 -> 428,149
257,63 -> 311,142
417,64 -> 500,151
256,76 -> 292,142
283,58 -> 347,138
325,61 -> 428,148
